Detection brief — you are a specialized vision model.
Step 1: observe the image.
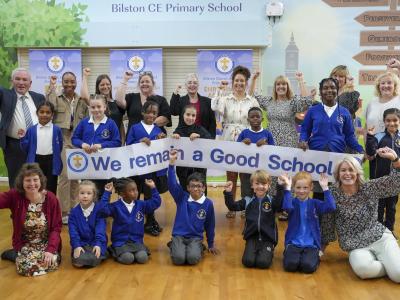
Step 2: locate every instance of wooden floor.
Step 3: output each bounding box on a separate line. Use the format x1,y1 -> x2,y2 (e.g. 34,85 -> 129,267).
1,187 -> 400,300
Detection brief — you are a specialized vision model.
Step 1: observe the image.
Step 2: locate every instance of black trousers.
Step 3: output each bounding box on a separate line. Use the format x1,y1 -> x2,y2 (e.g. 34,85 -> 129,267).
283,244 -> 319,273
378,195 -> 398,231
4,137 -> 27,188
36,154 -> 58,195
242,236 -> 274,269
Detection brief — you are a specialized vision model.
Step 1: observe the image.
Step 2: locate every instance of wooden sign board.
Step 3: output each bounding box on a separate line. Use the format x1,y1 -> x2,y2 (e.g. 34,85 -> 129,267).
323,0 -> 389,7
360,30 -> 400,46
353,50 -> 400,65
355,11 -> 400,27
358,69 -> 386,85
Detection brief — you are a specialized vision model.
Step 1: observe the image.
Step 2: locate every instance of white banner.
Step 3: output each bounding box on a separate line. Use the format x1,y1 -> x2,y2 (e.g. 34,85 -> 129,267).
66,138 -> 362,181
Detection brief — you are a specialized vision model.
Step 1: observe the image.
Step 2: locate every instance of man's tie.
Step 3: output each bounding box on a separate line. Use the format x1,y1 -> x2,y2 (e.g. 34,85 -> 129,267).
21,95 -> 33,128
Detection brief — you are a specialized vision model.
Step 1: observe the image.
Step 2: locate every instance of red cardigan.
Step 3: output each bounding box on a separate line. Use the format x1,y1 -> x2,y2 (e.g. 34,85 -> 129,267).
0,189 -> 62,253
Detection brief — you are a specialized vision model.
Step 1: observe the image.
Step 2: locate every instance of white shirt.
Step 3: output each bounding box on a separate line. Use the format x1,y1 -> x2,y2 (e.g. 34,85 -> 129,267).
323,103 -> 338,118
188,194 -> 206,204
7,93 -> 38,139
141,121 -> 154,135
88,115 -> 108,132
36,122 -> 53,155
81,202 -> 95,219
122,199 -> 135,213
365,96 -> 400,132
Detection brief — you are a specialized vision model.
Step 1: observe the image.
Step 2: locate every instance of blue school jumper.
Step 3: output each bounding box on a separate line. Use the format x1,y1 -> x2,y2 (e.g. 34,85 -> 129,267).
300,104 -> 363,153
68,203 -> 108,256
168,165 -> 215,248
126,121 -> 167,177
237,128 -> 275,145
71,116 -> 121,149
283,190 -> 336,249
97,190 -> 161,246
20,123 -> 63,175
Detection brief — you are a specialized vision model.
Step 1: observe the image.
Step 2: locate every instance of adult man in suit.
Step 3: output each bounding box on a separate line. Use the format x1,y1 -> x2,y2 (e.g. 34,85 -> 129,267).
0,67 -> 45,188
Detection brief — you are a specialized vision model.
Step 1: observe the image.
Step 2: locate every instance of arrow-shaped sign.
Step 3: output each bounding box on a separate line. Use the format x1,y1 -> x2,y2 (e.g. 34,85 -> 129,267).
353,50 -> 400,65
355,11 -> 400,26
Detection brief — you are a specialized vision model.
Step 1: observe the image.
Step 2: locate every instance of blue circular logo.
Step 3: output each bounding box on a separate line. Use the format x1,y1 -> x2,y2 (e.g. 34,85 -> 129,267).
196,209 -> 207,220
67,151 -> 88,173
127,55 -> 145,73
215,55 -> 234,74
47,55 -> 65,73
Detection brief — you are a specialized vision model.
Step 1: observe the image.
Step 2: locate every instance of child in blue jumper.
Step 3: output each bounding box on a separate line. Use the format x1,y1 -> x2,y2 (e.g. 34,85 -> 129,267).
72,94 -> 121,192
366,108 -> 400,233
168,149 -> 219,265
278,171 -> 336,273
237,106 -> 275,201
68,180 -> 108,268
97,177 -> 161,265
224,170 -> 283,269
125,100 -> 167,237
19,101 -> 63,194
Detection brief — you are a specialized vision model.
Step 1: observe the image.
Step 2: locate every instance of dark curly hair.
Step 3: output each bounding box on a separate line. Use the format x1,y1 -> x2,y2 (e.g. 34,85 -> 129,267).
111,177 -> 137,195
15,163 -> 47,194
231,65 -> 251,82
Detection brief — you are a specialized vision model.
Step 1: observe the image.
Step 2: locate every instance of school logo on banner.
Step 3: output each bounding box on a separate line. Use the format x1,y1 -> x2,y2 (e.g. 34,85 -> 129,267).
196,209 -> 207,220
215,55 -> 234,74
67,151 -> 88,173
47,55 -> 64,73
128,55 -> 145,73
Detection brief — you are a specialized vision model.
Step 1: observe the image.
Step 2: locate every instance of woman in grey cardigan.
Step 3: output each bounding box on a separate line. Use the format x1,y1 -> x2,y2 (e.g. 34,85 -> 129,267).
322,147 -> 400,283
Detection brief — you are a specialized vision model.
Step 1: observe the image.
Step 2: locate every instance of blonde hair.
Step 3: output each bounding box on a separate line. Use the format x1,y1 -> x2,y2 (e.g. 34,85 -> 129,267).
333,156 -> 365,189
330,65 -> 349,79
78,180 -> 98,201
292,171 -> 313,188
374,72 -> 400,97
250,170 -> 272,185
272,75 -> 294,100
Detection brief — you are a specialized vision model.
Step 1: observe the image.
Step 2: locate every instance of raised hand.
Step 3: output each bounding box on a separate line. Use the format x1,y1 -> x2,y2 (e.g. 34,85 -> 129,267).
278,173 -> 292,190
219,80 -> 229,90
224,181 -> 233,192
387,58 -> 400,69
104,182 -> 113,192
174,84 -> 182,95
310,88 -> 317,98
169,149 -> 178,164
123,71 -> 134,82
83,67 -> 91,77
252,71 -> 260,80
189,133 -> 200,141
318,173 -> 329,191
295,71 -> 304,81
49,75 -> 57,86
144,179 -> 156,189
367,126 -> 375,135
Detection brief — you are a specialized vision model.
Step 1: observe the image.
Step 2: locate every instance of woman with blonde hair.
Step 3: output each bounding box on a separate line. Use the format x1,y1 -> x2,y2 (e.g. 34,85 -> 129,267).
321,148 -> 400,282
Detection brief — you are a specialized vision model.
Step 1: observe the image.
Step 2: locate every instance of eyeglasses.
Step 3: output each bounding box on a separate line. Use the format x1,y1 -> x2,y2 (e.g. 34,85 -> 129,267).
139,71 -> 153,76
189,183 -> 204,189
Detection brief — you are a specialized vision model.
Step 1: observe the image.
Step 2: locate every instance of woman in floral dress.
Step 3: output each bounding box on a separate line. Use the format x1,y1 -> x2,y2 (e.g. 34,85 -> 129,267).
0,163 -> 62,276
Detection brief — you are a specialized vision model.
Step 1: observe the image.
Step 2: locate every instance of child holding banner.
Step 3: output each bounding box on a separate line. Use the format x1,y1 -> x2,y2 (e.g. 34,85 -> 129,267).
167,149 -> 219,265
97,178 -> 161,265
125,99 -> 167,237
172,104 -> 212,194
72,94 -> 121,193
236,107 -> 275,212
19,101 -> 63,195
279,172 -> 335,273
223,170 -> 283,269
68,180 -> 108,268
366,108 -> 400,234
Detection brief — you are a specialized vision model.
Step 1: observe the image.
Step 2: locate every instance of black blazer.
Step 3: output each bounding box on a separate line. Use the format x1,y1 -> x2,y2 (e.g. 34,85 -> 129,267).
0,87 -> 45,148
170,93 -> 216,138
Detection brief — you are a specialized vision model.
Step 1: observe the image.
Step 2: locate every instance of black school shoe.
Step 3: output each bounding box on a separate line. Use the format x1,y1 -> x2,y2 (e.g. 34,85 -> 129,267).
144,223 -> 160,236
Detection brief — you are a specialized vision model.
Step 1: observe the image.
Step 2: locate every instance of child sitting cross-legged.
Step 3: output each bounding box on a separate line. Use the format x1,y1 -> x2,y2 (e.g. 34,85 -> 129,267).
279,172 -> 336,273
167,149 -> 219,265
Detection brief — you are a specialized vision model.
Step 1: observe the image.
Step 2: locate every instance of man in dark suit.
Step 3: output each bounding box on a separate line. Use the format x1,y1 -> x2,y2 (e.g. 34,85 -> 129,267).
0,67 -> 45,188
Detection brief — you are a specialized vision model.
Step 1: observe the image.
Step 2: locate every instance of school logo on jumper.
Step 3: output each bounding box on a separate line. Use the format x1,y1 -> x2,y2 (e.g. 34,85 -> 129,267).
196,209 -> 206,220
47,55 -> 64,73
128,55 -> 145,73
215,55 -> 234,74
135,211 -> 144,222
67,151 -> 88,173
336,115 -> 344,124
262,201 -> 271,212
101,129 -> 110,139
395,136 -> 400,148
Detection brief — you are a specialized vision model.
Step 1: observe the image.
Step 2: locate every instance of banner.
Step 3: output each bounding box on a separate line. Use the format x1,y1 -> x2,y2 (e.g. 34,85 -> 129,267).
29,49 -> 82,95
66,138 -> 362,181
109,49 -> 163,96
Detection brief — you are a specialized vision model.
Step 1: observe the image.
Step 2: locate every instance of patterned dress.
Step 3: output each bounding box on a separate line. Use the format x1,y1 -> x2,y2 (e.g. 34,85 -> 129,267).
16,203 -> 59,276
255,95 -> 313,147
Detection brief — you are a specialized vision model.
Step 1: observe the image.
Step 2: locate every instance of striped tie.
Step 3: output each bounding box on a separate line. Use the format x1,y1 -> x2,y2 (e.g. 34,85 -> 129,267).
21,95 -> 33,128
